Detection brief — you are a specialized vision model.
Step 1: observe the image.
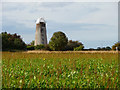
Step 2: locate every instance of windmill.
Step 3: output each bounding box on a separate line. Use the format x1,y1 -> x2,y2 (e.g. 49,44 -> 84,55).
34,17 -> 47,46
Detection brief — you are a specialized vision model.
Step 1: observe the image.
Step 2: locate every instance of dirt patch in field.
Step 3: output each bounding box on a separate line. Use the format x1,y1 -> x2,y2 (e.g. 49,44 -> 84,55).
25,50 -> 118,54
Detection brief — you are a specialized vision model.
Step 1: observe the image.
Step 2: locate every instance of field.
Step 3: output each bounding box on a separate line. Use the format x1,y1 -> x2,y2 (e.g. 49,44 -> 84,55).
2,51 -> 119,88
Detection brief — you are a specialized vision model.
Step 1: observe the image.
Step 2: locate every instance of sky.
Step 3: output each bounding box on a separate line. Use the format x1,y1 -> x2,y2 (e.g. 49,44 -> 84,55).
2,2 -> 118,49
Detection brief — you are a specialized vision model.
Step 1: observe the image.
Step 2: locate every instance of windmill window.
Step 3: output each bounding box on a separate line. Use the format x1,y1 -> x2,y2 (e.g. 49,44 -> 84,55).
41,29 -> 44,33
42,38 -> 44,41
42,34 -> 44,37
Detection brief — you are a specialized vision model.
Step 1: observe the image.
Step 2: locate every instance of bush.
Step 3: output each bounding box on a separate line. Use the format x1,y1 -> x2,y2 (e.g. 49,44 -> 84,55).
27,45 -> 35,50
112,42 -> 120,50
74,45 -> 84,51
65,40 -> 84,51
97,46 -> 111,51
35,44 -> 45,50
44,44 -> 52,51
49,31 -> 68,51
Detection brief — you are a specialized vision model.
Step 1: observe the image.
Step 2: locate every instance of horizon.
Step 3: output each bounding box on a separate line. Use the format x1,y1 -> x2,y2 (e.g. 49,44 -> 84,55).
2,2 -> 118,49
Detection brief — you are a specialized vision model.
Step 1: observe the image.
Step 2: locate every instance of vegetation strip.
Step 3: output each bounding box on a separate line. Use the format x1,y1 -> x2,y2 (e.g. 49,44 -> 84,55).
2,52 -> 119,88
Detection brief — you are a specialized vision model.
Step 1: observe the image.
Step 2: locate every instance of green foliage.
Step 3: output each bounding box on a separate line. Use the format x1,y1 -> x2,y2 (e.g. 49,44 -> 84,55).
112,42 -> 120,50
74,45 -> 84,51
35,44 -> 45,50
30,40 -> 35,45
112,45 -> 116,50
2,52 -> 119,88
1,32 -> 26,51
27,44 -> 51,51
44,44 -> 51,51
27,45 -> 35,50
65,40 -> 84,51
105,46 -> 111,50
49,31 -> 68,51
97,46 -> 111,51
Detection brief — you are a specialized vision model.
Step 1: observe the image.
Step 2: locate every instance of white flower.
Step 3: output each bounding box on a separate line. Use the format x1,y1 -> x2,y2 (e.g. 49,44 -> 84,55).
68,74 -> 70,77
34,76 -> 36,80
106,73 -> 108,77
20,80 -> 22,83
73,71 -> 76,74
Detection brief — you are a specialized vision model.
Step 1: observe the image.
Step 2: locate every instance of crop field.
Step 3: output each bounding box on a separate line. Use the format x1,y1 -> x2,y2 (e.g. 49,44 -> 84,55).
2,51 -> 119,88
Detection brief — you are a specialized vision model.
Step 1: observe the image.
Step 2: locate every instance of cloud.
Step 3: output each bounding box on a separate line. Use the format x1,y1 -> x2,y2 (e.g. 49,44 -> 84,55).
2,2 -> 118,48
75,2 -> 118,27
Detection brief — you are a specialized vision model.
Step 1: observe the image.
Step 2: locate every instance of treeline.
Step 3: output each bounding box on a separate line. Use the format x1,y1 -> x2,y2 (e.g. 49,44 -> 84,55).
27,31 -> 120,51
27,40 -> 84,51
1,32 -> 26,51
27,31 -> 84,51
1,31 -> 120,51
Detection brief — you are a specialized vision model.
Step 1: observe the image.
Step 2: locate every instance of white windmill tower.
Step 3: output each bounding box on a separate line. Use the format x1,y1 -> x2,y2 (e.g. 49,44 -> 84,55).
35,18 -> 47,46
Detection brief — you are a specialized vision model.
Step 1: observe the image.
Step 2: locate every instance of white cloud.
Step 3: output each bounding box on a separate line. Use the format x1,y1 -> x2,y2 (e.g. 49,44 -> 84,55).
2,2 -> 118,28
75,3 -> 118,27
2,2 -> 118,47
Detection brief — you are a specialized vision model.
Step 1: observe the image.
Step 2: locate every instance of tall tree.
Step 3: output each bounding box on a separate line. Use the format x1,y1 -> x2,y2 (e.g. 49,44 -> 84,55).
49,31 -> 68,51
1,32 -> 26,51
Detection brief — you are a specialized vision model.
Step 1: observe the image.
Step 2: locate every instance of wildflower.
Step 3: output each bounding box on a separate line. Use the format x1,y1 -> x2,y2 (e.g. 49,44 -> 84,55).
68,74 -> 70,77
34,76 -> 36,80
106,73 -> 108,77
20,80 -> 22,83
43,58 -> 46,60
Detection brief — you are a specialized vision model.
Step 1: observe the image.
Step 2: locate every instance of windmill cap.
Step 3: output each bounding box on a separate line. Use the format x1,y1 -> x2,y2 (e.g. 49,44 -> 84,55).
36,18 -> 46,24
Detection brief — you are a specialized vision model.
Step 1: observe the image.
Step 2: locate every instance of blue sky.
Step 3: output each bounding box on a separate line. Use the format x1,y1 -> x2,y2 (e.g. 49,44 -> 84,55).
2,2 -> 118,49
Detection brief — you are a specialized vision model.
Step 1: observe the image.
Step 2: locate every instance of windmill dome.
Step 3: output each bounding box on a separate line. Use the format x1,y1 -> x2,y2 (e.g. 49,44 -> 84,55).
36,18 -> 46,24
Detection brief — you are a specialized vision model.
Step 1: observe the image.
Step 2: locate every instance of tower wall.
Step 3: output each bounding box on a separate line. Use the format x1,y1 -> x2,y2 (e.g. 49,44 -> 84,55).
35,19 -> 47,46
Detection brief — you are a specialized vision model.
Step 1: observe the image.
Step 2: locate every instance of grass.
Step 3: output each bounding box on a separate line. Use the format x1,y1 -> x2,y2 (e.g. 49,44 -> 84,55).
2,52 -> 119,88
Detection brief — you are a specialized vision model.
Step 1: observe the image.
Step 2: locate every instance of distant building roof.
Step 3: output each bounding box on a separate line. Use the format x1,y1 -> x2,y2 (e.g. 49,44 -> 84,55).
36,18 -> 46,24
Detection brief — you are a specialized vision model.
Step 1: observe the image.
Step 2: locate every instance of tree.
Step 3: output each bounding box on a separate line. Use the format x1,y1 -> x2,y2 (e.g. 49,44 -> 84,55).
112,42 -> 120,50
97,46 -> 111,51
97,47 -> 101,50
1,32 -> 26,51
65,40 -> 84,51
30,40 -> 35,45
49,31 -> 68,51
44,44 -> 51,51
105,46 -> 111,50
112,45 -> 116,50
101,47 -> 106,50
14,38 -> 26,49
74,45 -> 84,51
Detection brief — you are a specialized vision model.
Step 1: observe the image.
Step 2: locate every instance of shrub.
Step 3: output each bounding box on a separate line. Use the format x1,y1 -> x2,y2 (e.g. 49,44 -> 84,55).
112,42 -> 120,50
65,40 -> 84,51
44,44 -> 52,51
74,45 -> 84,51
35,44 -> 45,50
27,45 -> 35,50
